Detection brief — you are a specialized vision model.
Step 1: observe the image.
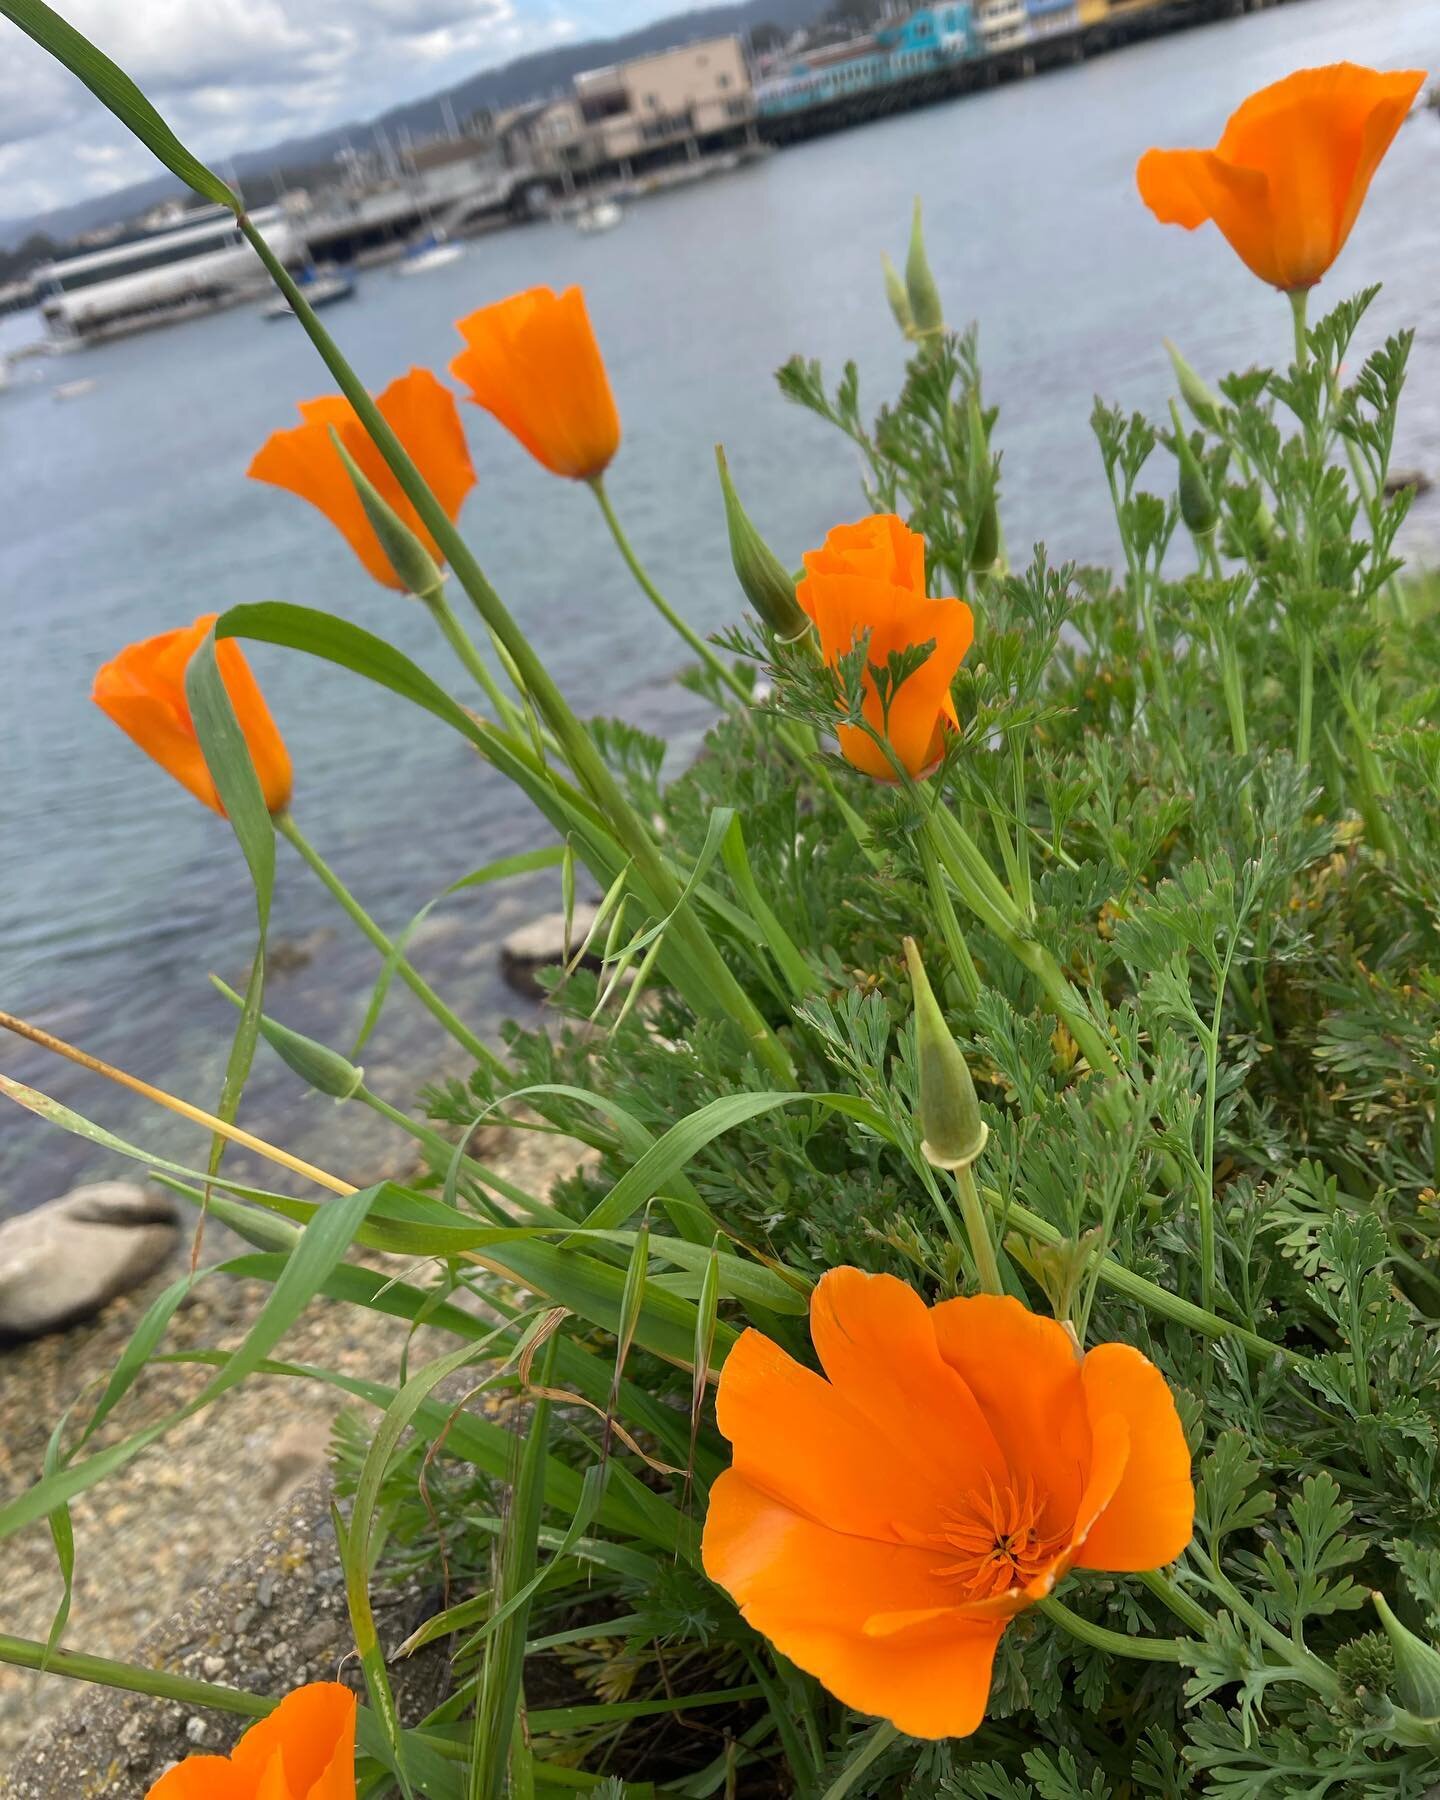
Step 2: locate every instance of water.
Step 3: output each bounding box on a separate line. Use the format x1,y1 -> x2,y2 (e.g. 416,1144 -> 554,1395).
2,0 -> 1437,1215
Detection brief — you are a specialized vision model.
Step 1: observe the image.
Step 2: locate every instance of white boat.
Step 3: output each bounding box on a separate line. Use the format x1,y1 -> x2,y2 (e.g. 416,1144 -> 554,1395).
33,202 -> 297,345
52,377 -> 97,402
573,200 -> 623,235
262,267 -> 356,319
396,232 -> 465,276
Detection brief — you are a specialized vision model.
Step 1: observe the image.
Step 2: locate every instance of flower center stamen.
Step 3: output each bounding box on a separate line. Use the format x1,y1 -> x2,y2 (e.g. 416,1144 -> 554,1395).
936,1478 -> 1066,1600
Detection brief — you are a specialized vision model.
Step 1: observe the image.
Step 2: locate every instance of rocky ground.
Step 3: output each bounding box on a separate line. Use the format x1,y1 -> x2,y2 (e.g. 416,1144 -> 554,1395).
0,1120 -> 589,1793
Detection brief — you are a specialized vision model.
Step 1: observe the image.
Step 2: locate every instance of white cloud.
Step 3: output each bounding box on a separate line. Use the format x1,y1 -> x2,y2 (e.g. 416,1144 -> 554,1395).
0,0 -> 665,223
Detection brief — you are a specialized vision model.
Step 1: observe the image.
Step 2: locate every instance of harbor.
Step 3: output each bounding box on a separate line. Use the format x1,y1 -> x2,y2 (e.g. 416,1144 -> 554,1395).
2,0 -> 1316,351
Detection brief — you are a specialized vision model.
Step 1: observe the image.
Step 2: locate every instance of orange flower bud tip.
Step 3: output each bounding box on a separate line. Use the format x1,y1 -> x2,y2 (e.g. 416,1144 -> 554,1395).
93,616 -> 292,818
451,285 -> 620,480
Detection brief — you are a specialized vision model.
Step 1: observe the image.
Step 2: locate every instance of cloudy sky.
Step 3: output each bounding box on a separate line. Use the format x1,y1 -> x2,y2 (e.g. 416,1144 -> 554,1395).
1,0 -> 681,224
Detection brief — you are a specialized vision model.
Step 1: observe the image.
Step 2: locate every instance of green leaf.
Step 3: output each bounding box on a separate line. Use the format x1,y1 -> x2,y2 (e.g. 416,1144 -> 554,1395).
0,0 -> 236,206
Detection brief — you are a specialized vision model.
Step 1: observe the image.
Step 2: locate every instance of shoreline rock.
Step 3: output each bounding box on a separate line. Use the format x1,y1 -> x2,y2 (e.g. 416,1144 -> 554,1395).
0,1183 -> 178,1341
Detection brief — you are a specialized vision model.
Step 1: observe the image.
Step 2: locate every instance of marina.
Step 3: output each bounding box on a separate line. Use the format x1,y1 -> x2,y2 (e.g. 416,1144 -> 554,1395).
2,0 -> 1316,352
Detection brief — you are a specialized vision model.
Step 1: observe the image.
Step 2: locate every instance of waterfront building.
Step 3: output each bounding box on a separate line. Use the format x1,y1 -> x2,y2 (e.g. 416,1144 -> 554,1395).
756,7 -> 977,115
875,6 -> 977,67
33,202 -> 297,343
974,0 -> 1030,50
1026,0 -> 1081,36
572,38 -> 755,165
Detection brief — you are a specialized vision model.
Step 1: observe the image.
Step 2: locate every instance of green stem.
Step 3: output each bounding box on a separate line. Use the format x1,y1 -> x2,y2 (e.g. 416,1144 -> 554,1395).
993,1193 -> 1300,1364
1289,287 -> 1311,372
1199,1015 -> 1221,1320
927,808 -> 1120,1086
240,218 -> 794,1088
1195,1548 -> 1340,1700
422,589 -> 526,737
0,1630 -> 271,1718
1010,729 -> 1033,920
918,829 -> 982,1005
1036,1594 -> 1195,1664
953,1162 -> 1003,1295
276,812 -> 508,1082
589,476 -> 751,704
821,1722 -> 900,1800
1295,632 -> 1314,770
1139,1568 -> 1216,1638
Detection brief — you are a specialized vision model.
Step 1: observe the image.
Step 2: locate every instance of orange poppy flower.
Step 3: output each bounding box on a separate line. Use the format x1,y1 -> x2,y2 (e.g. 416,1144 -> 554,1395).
248,368 -> 475,590
450,286 -> 620,481
93,614 -> 292,816
1136,63 -> 1426,291
702,1267 -> 1194,1740
796,514 -> 973,781
147,1681 -> 356,1800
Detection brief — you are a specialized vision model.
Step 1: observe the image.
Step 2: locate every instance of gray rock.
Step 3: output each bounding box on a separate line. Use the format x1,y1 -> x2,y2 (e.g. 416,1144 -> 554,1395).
0,1182 -> 178,1341
499,902 -> 601,999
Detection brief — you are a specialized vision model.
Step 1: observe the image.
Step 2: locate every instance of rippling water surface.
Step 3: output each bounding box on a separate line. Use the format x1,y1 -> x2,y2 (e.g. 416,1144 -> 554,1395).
2,0 -> 1437,1212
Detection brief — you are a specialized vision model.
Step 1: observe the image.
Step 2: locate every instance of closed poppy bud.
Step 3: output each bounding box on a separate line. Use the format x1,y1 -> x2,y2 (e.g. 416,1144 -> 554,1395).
882,252 -> 915,339
906,197 -> 944,338
797,514 -> 974,782
715,446 -> 811,642
1373,1592 -> 1440,1720
93,616 -> 292,817
213,977 -> 364,1102
703,1266 -> 1194,1739
1169,401 -> 1218,537
1164,339 -> 1223,430
450,285 -> 620,481
1137,63 -> 1426,292
147,1681 -> 356,1799
904,936 -> 986,1170
329,429 -> 444,601
966,392 -> 1000,572
249,369 -> 474,592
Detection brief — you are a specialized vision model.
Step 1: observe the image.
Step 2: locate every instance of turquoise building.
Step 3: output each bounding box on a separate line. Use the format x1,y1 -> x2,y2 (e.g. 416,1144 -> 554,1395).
755,6 -> 978,116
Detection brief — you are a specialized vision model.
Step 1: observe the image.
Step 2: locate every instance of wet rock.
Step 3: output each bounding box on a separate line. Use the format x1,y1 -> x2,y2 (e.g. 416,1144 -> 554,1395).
0,1183 -> 177,1342
499,903 -> 601,999
1384,467 -> 1433,499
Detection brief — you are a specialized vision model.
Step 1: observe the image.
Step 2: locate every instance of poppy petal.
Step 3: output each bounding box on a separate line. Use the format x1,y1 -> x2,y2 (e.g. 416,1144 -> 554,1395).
1073,1344 -> 1194,1572
715,1328 -> 963,1542
146,1756 -> 252,1800
807,1267 -> 1008,1499
230,1682 -> 357,1799
930,1294 -> 1090,1528
702,1471 -> 1005,1739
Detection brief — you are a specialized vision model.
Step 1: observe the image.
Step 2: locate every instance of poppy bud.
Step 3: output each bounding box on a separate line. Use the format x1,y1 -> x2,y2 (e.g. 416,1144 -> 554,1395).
882,252 -> 915,339
904,936 -> 986,1170
1164,339 -> 1223,430
715,446 -> 811,642
1373,1592 -> 1440,1720
212,976 -> 364,1101
1169,401 -> 1218,537
967,392 -> 1000,571
905,198 -> 944,339
330,428 -> 445,600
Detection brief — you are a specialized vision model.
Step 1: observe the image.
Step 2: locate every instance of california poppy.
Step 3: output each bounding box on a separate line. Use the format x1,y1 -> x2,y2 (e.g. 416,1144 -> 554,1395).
450,286 -> 620,481
93,614 -> 292,816
249,368 -> 475,590
796,514 -> 973,781
147,1681 -> 356,1799
1136,63 -> 1426,292
702,1267 -> 1193,1740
